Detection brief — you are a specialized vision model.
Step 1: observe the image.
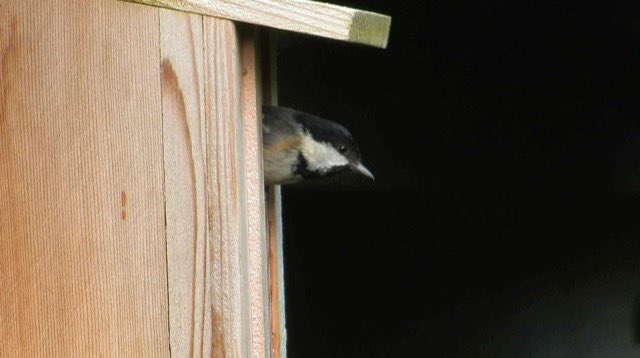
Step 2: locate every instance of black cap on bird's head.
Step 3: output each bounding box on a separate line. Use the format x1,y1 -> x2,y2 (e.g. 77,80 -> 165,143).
262,106 -> 374,185
292,110 -> 374,182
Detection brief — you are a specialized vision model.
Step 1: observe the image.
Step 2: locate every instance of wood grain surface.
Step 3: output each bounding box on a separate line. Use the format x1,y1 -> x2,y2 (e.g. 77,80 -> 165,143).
205,18 -> 248,357
159,9 -> 212,357
203,20 -> 270,357
124,0 -> 392,48
262,31 -> 287,358
0,1 -> 169,356
161,15 -> 271,357
240,27 -> 271,358
2,2 -> 275,356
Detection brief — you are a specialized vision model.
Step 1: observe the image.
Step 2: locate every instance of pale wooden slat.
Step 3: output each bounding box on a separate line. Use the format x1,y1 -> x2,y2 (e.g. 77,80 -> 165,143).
124,0 -> 391,48
204,18 -> 247,357
204,19 -> 270,357
0,1 -> 169,356
159,10 -> 212,357
162,17 -> 273,358
267,186 -> 286,358
262,31 -> 287,358
240,26 -> 271,358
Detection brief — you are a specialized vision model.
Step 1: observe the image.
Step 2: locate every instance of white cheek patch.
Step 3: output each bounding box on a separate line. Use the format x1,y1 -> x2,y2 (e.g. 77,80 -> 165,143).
300,134 -> 349,173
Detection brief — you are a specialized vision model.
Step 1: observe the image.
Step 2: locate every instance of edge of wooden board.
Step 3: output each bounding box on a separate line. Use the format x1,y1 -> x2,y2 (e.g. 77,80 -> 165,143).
349,10 -> 391,49
123,0 -> 391,48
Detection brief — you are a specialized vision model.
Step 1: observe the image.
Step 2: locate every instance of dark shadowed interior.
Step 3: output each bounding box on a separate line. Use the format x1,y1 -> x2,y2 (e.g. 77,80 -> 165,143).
276,1 -> 640,357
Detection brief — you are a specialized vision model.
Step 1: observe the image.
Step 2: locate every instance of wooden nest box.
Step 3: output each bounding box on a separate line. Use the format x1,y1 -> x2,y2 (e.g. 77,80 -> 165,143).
0,0 -> 390,356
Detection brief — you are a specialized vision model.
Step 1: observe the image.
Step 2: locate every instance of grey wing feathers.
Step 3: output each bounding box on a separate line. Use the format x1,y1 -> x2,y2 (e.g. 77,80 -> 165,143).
262,106 -> 301,146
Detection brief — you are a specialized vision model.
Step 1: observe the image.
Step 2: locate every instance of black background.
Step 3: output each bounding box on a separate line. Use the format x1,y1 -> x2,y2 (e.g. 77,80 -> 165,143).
276,1 -> 640,357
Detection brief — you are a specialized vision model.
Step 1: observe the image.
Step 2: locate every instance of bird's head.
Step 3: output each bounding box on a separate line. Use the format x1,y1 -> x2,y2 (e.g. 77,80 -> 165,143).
294,113 -> 374,181
262,106 -> 374,185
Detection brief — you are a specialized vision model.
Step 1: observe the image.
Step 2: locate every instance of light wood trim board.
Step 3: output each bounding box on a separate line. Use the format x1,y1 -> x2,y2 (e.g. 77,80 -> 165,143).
125,0 -> 391,48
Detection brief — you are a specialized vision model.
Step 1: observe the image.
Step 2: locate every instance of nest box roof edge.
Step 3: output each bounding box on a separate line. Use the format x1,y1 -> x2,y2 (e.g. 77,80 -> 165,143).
125,0 -> 392,48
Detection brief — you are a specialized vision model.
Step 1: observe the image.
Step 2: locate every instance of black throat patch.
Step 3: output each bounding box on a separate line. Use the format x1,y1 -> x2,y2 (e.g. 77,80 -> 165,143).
293,153 -> 317,179
293,152 -> 349,179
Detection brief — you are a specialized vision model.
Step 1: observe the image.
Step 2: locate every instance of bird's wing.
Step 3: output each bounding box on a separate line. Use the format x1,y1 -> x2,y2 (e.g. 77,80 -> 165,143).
262,106 -> 301,147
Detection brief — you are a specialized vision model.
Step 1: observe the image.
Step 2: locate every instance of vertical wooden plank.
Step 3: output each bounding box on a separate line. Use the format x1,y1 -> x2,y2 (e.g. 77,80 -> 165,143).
267,186 -> 286,358
204,18 -> 250,357
159,10 -> 212,357
240,27 -> 271,358
161,11 -> 271,358
263,31 -> 288,358
203,19 -> 270,357
0,1 -> 169,356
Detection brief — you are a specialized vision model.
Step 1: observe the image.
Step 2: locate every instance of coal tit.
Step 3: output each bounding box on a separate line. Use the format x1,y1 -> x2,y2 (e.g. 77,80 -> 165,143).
263,106 -> 374,185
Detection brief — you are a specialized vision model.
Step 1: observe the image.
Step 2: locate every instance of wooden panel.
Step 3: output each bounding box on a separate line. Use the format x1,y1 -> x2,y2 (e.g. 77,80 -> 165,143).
204,18 -> 246,357
124,0 -> 392,48
240,27 -> 271,358
262,31 -> 287,358
203,20 -> 270,357
267,186 -> 286,358
159,10 -> 212,357
0,1 -> 169,356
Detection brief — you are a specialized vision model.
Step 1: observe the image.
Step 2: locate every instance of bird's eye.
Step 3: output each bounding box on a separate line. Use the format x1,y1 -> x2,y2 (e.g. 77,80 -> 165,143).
338,145 -> 348,154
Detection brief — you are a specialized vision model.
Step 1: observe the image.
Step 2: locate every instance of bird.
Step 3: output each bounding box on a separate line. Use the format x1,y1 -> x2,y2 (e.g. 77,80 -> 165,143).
262,106 -> 374,185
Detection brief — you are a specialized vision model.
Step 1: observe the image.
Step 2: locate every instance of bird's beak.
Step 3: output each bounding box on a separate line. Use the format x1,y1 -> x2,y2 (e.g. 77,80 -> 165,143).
351,162 -> 375,181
